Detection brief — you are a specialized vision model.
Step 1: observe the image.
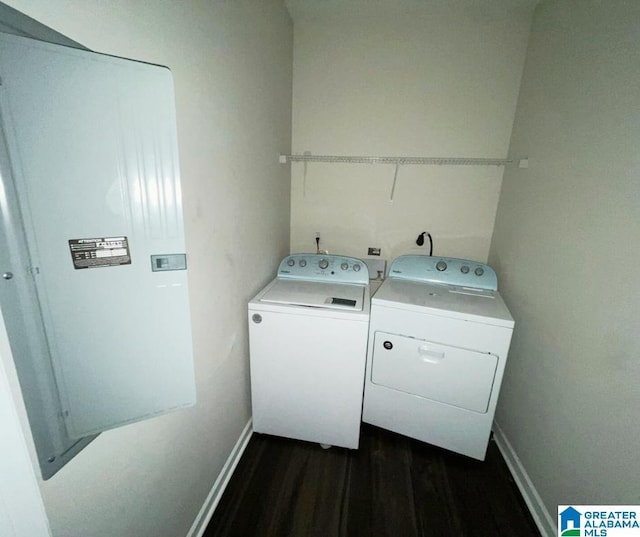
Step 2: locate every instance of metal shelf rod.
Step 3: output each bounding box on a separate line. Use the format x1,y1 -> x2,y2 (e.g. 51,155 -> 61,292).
279,154 -> 512,166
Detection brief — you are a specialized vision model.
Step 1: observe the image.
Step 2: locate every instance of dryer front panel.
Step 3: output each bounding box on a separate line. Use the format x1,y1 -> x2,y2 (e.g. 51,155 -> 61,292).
371,331 -> 498,413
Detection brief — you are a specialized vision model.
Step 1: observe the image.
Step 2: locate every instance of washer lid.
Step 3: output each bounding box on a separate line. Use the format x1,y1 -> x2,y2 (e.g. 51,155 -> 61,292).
372,278 -> 514,327
261,279 -> 365,311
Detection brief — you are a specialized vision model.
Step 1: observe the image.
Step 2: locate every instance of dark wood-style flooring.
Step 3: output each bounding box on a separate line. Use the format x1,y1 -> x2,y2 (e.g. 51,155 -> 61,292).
204,424 -> 541,537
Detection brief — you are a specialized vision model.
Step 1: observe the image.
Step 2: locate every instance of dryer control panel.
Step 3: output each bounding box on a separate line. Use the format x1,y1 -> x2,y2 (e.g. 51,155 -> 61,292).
277,254 -> 369,284
388,255 -> 498,290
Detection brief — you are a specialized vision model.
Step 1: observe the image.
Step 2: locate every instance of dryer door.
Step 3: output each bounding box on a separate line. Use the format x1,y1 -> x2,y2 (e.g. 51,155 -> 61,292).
370,331 -> 498,413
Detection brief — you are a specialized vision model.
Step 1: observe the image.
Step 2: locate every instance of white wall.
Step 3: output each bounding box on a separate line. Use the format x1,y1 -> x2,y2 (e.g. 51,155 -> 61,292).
490,0 -> 640,526
0,309 -> 51,537
288,0 -> 534,263
1,1 -> 292,536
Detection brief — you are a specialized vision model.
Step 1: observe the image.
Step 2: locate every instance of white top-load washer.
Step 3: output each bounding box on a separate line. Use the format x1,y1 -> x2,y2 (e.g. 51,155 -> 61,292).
362,255 -> 514,460
248,254 -> 370,449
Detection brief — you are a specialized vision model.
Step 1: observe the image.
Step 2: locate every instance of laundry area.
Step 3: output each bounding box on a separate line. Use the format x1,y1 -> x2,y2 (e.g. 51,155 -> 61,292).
0,2 -> 638,537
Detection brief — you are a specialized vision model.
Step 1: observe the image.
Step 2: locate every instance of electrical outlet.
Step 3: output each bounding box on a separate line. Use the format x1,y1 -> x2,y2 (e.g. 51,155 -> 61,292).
368,247 -> 381,256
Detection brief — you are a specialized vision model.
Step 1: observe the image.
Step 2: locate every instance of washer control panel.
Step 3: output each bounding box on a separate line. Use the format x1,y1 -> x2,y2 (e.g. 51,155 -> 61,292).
278,254 -> 369,284
388,255 -> 498,290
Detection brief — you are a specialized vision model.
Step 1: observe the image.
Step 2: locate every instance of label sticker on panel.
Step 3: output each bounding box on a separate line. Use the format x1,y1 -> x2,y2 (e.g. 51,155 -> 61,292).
68,237 -> 131,269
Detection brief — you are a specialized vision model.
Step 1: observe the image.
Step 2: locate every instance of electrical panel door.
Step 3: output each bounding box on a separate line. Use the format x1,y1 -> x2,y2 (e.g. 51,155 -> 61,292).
0,33 -> 196,445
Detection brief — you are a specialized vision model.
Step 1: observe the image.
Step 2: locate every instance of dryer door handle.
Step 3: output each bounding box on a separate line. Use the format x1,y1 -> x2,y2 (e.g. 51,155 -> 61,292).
418,345 -> 445,364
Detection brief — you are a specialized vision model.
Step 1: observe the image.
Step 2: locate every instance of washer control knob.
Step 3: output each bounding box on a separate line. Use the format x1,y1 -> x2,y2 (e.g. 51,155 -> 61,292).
475,267 -> 485,276
341,262 -> 349,271
319,259 -> 329,269
460,265 -> 469,274
383,341 -> 393,350
251,314 -> 262,324
299,259 -> 307,267
287,258 -> 295,267
353,263 -> 361,272
436,260 -> 447,272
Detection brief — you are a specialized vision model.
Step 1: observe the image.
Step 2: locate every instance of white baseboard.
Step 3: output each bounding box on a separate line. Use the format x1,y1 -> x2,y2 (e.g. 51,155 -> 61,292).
186,418 -> 253,537
493,421 -> 555,537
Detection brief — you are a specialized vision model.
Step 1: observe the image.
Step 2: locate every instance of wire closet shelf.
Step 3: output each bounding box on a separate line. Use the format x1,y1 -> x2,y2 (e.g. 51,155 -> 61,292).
279,154 -> 512,166
279,153 -> 513,200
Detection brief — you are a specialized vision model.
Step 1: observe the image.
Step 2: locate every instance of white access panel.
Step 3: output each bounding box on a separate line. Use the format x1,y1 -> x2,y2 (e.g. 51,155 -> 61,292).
371,331 -> 498,413
0,33 -> 195,439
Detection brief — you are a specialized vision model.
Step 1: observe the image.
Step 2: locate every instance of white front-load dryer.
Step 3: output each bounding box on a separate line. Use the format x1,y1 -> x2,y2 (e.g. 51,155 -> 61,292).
362,255 -> 514,460
248,254 -> 370,449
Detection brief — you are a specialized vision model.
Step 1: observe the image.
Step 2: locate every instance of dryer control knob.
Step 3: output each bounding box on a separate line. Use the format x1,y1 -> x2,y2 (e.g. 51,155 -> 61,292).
251,314 -> 262,324
299,259 -> 307,267
460,265 -> 470,274
341,262 -> 349,270
475,267 -> 485,276
353,263 -> 361,272
287,258 -> 295,267
436,260 -> 447,272
319,259 -> 329,269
